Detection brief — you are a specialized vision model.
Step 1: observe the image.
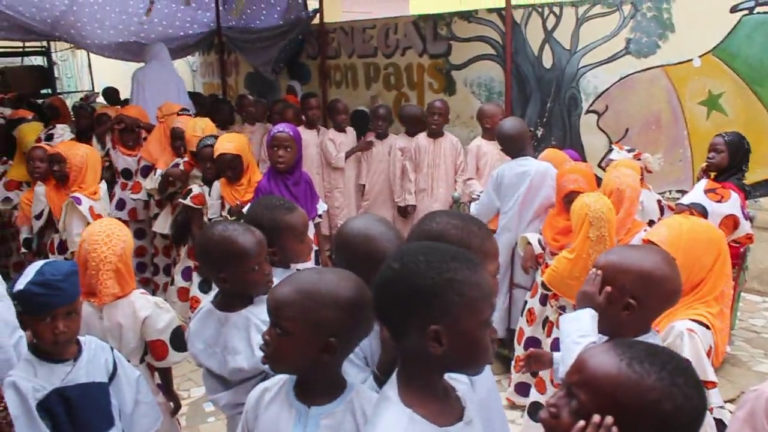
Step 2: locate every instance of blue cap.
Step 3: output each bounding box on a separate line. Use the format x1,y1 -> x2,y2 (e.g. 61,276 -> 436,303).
11,260 -> 81,316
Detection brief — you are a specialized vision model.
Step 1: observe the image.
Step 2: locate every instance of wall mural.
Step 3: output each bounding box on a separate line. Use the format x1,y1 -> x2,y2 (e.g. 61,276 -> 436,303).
203,0 -> 766,197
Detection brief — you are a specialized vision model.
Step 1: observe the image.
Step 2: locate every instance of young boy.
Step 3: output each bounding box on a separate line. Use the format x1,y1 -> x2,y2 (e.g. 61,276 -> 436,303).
236,98 -> 269,162
322,98 -> 370,234
518,245 -> 682,382
187,221 -> 274,431
366,242 -> 496,431
539,340 -> 707,432
299,92 -> 328,230
359,104 -> 399,223
237,268 -> 377,431
406,210 -> 509,432
5,259 -> 162,432
470,116 -> 556,340
405,99 -> 466,223
244,195 -> 314,284
393,104 -> 425,235
211,98 -> 237,134
464,102 -> 508,198
333,214 -> 404,390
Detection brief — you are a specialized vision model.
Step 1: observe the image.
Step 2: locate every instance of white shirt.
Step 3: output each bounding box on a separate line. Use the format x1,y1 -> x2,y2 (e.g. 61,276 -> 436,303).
471,157 -> 556,336
0,279 -> 26,381
554,308 -> 661,381
3,336 -> 161,432
237,375 -> 377,432
188,296 -> 272,418
342,324 -> 382,393
364,371 -> 483,432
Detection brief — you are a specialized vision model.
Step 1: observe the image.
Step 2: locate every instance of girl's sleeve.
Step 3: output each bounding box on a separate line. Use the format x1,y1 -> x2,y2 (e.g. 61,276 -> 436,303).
109,348 -> 163,432
321,135 -> 346,169
140,294 -> 188,368
61,203 -> 90,257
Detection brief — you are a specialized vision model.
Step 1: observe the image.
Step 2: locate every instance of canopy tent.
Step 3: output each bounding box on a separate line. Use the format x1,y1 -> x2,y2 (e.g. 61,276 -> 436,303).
0,0 -> 314,77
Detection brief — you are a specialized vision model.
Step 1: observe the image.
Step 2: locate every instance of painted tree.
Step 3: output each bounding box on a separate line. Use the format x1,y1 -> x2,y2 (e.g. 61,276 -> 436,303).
435,0 -> 675,155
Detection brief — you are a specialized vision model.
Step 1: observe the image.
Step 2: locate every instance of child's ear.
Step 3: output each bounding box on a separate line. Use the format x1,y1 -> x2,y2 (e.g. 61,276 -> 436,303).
622,297 -> 638,315
425,325 -> 448,355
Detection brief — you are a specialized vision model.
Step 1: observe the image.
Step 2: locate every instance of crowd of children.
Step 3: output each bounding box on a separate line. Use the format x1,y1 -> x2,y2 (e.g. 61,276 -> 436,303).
0,82 -> 761,432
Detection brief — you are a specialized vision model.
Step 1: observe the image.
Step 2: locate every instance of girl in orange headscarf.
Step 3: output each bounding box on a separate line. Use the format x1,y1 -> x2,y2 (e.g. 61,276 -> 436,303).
212,133 -> 262,219
105,105 -> 157,292
43,96 -> 73,126
537,148 -> 573,172
16,139 -> 56,261
645,214 -> 733,428
605,154 -> 672,226
77,217 -> 187,432
46,140 -> 106,257
507,161 -> 598,407
511,192 -> 616,424
601,166 -> 648,245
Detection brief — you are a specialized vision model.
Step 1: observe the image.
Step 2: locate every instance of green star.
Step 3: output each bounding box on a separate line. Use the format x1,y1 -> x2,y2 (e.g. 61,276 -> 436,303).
698,89 -> 728,120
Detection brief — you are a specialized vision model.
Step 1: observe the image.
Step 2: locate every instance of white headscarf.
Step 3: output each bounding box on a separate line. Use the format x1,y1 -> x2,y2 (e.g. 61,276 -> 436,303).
286,80 -> 302,98
130,42 -> 193,118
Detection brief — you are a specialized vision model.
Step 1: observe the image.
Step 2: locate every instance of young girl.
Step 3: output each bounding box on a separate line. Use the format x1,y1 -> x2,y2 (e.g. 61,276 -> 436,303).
601,165 -> 648,245
212,133 -> 262,220
47,140 -> 108,257
77,217 -> 187,432
517,192 -> 616,430
3,122 -> 44,276
107,105 -> 155,292
252,123 -> 328,266
167,134 -> 218,321
16,142 -> 54,261
508,162 -> 598,406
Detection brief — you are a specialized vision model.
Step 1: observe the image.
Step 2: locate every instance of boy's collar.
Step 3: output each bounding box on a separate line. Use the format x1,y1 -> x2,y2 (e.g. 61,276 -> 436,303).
29,338 -> 82,364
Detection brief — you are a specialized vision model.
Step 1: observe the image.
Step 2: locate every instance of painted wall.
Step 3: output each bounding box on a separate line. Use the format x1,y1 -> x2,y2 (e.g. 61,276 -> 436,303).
204,0 -> 768,196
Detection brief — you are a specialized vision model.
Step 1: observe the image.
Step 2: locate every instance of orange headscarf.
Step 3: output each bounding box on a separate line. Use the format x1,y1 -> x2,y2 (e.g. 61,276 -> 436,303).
543,192 -> 616,303
77,217 -> 135,305
646,215 -> 733,367
541,162 -> 598,253
140,102 -> 186,169
119,105 -> 150,124
213,133 -> 262,207
95,105 -> 120,118
47,141 -> 102,220
7,121 -> 45,182
538,148 -> 573,172
601,167 -> 646,245
607,158 -> 647,188
185,117 -> 217,153
7,109 -> 35,120
46,96 -> 73,125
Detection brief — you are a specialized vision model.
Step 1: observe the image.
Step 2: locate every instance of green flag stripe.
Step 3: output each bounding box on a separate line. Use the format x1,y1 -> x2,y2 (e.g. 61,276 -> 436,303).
713,14 -> 768,110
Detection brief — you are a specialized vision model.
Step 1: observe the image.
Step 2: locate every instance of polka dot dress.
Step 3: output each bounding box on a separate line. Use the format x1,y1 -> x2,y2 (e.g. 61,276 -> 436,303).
0,171 -> 29,278
507,270 -> 573,414
108,146 -> 153,292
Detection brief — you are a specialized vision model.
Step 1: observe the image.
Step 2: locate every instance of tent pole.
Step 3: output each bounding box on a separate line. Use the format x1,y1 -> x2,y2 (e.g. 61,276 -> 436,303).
504,0 -> 513,115
319,0 -> 329,126
214,0 -> 228,99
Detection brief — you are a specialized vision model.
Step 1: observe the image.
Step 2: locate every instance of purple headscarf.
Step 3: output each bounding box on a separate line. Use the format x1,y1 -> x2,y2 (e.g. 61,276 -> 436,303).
563,149 -> 583,162
252,123 -> 320,219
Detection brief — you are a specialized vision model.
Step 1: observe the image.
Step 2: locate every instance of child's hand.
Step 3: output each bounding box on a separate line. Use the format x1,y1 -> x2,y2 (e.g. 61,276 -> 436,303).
514,349 -> 553,373
161,386 -> 182,417
521,244 -> 538,275
696,163 -> 710,182
571,414 -> 618,432
576,269 -> 611,311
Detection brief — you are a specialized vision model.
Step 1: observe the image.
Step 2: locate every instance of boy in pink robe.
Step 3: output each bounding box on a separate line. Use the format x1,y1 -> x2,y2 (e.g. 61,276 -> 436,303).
321,99 -> 370,235
465,102 -> 509,198
236,98 -> 270,162
392,104 -> 425,236
359,105 -> 398,223
404,99 -> 467,223
298,92 -> 329,235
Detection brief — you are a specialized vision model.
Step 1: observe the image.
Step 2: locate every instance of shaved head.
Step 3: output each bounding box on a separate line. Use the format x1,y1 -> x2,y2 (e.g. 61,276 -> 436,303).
333,214 -> 404,285
476,102 -> 504,122
496,116 -> 532,159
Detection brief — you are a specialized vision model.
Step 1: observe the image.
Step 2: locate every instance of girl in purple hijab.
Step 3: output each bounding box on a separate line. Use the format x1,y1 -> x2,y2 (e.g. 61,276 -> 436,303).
252,123 -> 321,220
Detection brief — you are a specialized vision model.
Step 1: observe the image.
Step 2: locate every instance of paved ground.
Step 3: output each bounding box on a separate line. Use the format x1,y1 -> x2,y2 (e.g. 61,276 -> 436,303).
176,288 -> 768,431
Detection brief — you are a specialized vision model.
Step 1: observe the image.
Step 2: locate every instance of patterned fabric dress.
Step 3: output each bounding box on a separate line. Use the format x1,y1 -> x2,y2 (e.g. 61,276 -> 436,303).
108,146 -> 153,292
0,170 -> 27,278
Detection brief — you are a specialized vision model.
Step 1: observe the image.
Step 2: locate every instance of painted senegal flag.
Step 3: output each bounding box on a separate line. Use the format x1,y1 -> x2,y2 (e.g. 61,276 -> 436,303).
589,13 -> 768,196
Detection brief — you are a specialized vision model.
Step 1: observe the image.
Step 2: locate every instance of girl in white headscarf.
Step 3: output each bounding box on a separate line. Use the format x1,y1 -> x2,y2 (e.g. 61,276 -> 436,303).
130,42 -> 193,118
